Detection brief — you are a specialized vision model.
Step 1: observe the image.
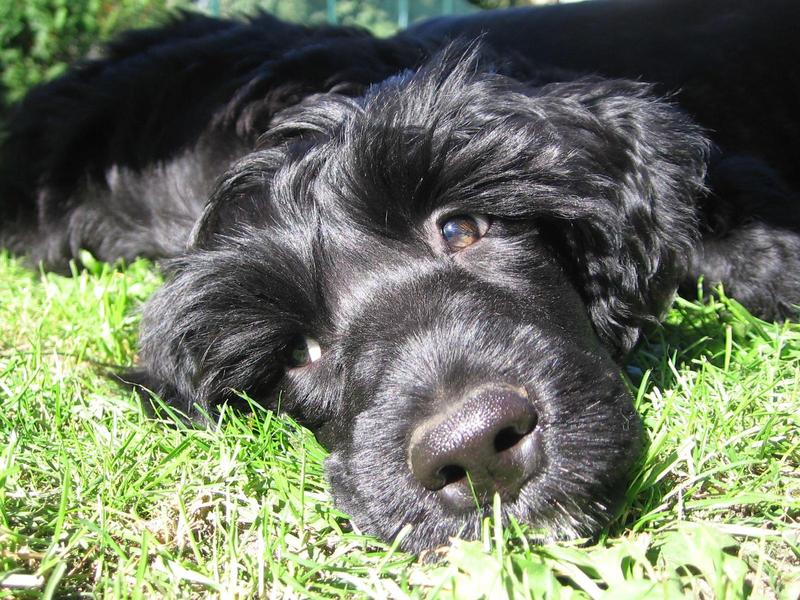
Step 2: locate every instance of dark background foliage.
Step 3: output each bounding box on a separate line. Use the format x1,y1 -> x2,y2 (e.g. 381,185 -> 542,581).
0,0 -> 179,107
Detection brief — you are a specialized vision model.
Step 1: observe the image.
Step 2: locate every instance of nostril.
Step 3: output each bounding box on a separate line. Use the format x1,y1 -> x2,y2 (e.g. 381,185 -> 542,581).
438,464 -> 467,486
493,426 -> 525,453
493,414 -> 537,453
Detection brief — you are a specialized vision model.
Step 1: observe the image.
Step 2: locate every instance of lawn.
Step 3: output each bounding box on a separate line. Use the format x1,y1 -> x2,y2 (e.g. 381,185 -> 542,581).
0,251 -> 798,598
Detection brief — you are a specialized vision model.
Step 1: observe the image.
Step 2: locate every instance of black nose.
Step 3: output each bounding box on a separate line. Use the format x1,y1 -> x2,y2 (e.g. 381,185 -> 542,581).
408,384 -> 542,510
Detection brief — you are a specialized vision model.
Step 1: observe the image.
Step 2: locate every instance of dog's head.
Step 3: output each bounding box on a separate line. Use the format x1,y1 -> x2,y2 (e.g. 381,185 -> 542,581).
131,52 -> 708,551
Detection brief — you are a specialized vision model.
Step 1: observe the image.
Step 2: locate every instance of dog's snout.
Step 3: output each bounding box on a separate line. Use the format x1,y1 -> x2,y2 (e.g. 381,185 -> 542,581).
408,384 -> 542,509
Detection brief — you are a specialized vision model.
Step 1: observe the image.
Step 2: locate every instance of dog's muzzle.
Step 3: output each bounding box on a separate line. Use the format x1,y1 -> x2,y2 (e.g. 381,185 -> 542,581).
407,383 -> 543,511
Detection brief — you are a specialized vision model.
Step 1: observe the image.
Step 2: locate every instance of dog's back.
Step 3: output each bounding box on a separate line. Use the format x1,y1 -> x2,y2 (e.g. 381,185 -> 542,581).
0,12 -> 424,270
409,0 -> 800,187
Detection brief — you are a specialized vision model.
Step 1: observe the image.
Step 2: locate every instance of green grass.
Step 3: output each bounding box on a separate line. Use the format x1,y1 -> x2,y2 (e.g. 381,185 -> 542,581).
0,250 -> 798,598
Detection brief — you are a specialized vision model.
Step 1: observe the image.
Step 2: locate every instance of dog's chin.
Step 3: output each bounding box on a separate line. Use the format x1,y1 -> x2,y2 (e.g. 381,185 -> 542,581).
325,451 -> 636,553
323,391 -> 642,552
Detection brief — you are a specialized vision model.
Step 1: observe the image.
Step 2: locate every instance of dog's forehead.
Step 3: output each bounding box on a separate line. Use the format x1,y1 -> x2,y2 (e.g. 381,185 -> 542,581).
260,65 -> 515,217
267,75 -> 598,235
248,174 -> 418,288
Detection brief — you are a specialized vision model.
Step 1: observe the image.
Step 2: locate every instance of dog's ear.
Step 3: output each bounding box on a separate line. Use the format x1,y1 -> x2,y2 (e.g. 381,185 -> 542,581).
127,229 -> 337,424
121,253 -> 235,421
126,245 -> 291,420
530,80 -> 710,356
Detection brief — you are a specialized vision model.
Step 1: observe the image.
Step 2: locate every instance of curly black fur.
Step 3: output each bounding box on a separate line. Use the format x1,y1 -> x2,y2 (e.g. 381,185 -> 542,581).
1,0 -> 798,552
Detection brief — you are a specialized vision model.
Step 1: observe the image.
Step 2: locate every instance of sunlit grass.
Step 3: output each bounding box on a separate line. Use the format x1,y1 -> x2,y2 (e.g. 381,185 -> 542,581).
1,251 -> 798,598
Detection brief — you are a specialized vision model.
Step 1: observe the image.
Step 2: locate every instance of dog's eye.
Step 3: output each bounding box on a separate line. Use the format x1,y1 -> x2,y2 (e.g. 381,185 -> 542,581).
285,336 -> 322,369
441,215 -> 490,251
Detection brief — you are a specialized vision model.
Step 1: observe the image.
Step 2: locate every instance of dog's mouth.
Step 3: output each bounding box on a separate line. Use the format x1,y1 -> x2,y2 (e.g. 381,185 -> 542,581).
325,377 -> 642,552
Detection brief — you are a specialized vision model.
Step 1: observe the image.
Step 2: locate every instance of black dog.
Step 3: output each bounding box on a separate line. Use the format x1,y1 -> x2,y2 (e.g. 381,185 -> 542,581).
1,0 -> 798,552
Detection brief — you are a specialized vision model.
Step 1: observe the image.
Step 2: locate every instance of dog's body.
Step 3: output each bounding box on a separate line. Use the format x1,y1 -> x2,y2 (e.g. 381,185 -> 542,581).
1,0 -> 798,551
